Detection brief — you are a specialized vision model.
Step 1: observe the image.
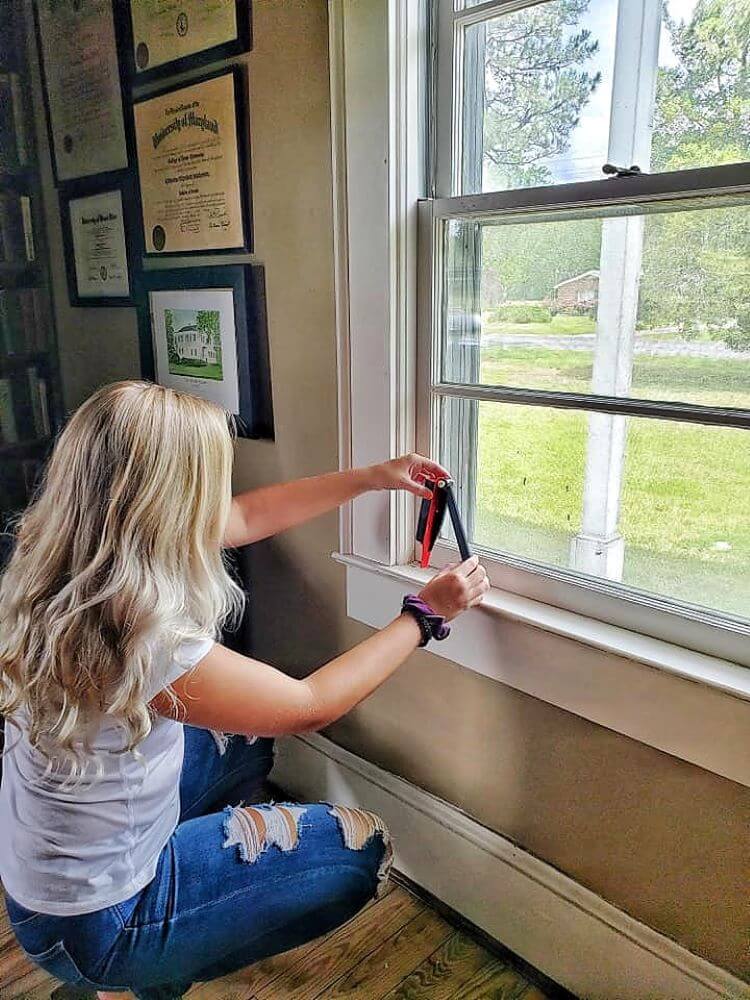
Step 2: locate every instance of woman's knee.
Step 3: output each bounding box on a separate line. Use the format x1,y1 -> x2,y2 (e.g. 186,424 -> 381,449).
327,804 -> 394,899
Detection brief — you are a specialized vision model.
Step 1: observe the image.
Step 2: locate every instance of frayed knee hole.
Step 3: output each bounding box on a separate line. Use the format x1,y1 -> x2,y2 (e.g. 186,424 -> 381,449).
223,804 -> 307,863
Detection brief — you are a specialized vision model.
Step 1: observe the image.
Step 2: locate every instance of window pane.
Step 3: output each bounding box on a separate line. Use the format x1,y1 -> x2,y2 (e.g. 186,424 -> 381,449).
459,0 -> 750,194
653,0 -> 750,173
438,398 -> 750,619
442,202 -> 750,409
461,0 -> 618,193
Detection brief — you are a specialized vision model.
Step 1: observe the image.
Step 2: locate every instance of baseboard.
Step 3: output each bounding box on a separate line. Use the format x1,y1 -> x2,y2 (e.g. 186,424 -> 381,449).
273,733 -> 749,1000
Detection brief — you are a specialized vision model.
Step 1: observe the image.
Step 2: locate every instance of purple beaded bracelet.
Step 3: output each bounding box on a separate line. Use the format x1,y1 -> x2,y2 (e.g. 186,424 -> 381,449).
401,594 -> 451,647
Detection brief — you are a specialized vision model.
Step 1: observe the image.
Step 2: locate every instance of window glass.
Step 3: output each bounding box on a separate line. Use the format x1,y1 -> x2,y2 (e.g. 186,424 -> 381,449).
459,0 -> 750,194
439,398 -> 750,619
441,203 -> 750,408
652,0 -> 750,172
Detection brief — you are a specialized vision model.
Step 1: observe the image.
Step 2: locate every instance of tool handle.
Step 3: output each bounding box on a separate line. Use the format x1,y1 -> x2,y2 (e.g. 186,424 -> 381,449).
443,482 -> 472,561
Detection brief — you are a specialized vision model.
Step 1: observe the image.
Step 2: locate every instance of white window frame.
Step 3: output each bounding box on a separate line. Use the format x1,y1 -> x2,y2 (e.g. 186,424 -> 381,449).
329,0 -> 750,787
417,174 -> 750,666
421,0 -> 750,664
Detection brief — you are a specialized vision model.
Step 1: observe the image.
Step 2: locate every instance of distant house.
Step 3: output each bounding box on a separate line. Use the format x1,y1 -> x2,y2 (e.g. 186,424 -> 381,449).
553,270 -> 599,313
174,324 -> 218,365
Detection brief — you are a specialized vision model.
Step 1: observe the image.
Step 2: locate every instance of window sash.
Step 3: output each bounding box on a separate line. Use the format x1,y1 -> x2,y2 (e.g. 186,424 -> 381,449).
420,165 -> 750,431
416,178 -> 750,654
424,538 -> 750,664
431,163 -> 750,221
427,0 -> 749,654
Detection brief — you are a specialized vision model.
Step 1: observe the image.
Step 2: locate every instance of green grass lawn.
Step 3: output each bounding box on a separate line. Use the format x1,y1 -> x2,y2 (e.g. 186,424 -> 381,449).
169,361 -> 224,381
467,345 -> 750,617
486,314 -> 596,336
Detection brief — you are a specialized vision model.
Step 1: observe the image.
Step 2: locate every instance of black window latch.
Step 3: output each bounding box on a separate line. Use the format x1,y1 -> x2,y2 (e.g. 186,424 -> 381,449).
602,163 -> 643,178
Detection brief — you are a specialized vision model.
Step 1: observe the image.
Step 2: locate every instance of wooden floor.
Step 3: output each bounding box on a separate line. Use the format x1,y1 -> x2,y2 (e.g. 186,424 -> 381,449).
1,880 -> 554,999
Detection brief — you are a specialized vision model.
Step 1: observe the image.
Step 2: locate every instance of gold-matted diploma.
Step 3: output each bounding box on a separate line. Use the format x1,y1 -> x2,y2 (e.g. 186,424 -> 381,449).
130,0 -> 241,74
133,71 -> 249,255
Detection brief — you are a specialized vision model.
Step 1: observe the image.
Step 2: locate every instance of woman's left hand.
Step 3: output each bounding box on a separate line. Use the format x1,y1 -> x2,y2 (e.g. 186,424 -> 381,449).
367,454 -> 450,499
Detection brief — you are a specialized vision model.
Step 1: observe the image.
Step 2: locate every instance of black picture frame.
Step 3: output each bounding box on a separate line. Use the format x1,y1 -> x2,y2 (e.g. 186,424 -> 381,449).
132,66 -> 253,257
33,0 -> 136,186
58,173 -> 140,308
136,264 -> 273,440
123,0 -> 252,85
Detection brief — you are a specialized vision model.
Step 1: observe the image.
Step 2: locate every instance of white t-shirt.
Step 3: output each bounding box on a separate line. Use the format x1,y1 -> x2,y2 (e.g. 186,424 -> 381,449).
0,636 -> 213,916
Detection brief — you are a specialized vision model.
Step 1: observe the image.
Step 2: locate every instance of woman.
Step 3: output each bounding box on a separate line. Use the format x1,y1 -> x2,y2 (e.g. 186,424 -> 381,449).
0,381 -> 488,1000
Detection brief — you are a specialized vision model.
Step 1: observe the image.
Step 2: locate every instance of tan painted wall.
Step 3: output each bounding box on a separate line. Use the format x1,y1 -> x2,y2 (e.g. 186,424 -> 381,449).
27,0 -> 749,981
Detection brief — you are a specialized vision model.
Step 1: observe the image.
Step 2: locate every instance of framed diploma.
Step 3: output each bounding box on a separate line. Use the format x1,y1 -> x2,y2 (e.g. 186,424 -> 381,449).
137,265 -> 273,439
127,0 -> 252,82
34,0 -> 130,183
133,69 -> 252,256
59,177 -> 138,307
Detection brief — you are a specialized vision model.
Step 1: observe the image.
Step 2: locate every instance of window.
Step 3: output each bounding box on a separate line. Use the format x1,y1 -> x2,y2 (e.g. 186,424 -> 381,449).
421,0 -> 749,629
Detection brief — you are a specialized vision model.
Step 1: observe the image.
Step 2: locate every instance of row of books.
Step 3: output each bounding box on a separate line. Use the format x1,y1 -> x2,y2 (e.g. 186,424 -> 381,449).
0,192 -> 35,265
0,71 -> 29,173
0,367 -> 51,445
0,286 -> 48,353
0,10 -> 19,69
0,457 -> 43,512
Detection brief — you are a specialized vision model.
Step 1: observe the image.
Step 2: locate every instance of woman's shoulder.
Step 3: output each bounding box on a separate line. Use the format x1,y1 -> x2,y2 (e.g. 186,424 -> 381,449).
147,632 -> 215,700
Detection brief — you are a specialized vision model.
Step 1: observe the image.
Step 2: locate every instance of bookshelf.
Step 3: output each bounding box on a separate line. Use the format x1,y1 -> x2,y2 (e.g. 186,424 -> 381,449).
0,3 -> 61,526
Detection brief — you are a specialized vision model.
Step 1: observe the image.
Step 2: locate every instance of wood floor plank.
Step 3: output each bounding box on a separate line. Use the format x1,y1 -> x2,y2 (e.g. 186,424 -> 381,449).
187,885 -> 412,1000
450,958 -> 541,1000
325,906 -> 454,999
1,899 -> 61,1000
253,886 -> 423,1000
381,931 -> 495,1000
186,981 -> 249,1000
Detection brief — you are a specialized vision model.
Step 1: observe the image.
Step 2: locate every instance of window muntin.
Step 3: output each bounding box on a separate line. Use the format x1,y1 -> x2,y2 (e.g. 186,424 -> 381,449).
428,0 -> 750,631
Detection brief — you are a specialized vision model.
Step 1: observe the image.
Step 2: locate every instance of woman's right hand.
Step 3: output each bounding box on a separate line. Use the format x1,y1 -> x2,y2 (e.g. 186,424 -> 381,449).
418,556 -> 490,621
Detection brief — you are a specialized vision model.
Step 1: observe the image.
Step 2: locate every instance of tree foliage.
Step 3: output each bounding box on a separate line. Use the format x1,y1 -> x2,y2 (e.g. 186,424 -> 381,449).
482,0 -> 601,188
165,309 -> 178,365
643,0 -> 749,345
652,0 -> 750,172
196,310 -> 222,366
480,0 -> 749,348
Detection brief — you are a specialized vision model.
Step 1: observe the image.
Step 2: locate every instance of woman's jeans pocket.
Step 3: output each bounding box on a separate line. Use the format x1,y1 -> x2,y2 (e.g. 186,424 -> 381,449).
19,940 -> 86,985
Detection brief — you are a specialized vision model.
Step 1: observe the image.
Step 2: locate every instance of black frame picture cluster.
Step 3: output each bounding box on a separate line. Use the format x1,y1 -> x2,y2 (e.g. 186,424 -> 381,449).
32,0 -> 273,440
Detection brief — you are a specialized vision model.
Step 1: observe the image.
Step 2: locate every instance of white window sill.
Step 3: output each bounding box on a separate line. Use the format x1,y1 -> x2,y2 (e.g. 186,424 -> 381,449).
334,552 -> 750,788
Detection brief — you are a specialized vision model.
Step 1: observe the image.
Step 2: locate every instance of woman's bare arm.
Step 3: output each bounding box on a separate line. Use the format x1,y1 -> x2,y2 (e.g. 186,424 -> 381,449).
152,558 -> 488,735
223,454 -> 449,548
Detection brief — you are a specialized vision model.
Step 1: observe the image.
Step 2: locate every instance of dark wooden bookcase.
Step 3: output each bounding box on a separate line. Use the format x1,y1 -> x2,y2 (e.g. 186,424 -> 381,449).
0,2 -> 62,530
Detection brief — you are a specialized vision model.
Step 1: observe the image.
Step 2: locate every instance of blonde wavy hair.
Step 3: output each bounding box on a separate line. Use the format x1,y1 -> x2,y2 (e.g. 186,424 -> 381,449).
0,381 -> 242,768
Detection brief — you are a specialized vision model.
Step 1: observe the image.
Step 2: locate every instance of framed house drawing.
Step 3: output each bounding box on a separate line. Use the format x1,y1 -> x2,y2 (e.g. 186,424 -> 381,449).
138,264 -> 273,439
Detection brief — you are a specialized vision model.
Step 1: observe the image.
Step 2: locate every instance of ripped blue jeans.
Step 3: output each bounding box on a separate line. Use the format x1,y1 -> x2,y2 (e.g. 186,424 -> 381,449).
4,727 -> 392,999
